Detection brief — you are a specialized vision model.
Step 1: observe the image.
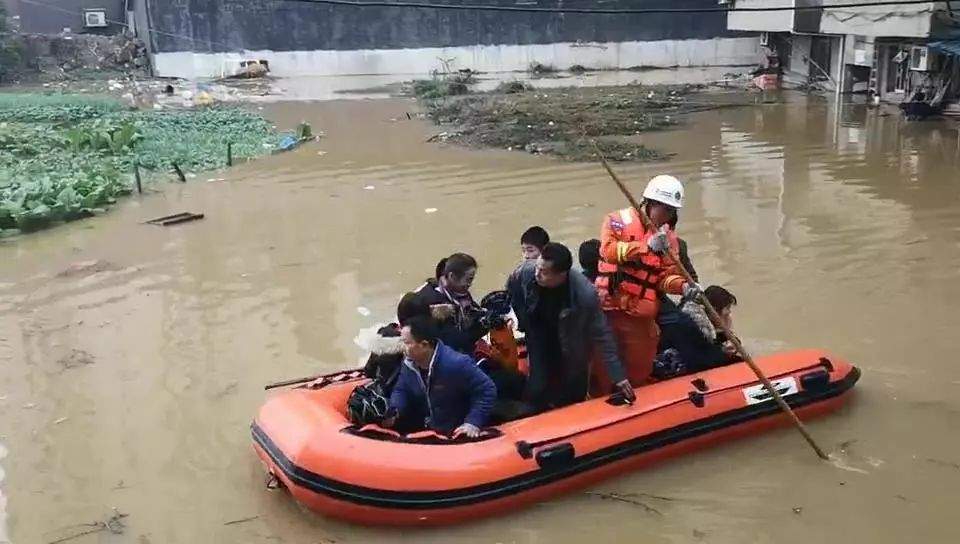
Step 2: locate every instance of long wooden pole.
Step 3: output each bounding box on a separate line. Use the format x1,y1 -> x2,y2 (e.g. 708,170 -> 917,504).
592,143 -> 829,460
264,369 -> 363,390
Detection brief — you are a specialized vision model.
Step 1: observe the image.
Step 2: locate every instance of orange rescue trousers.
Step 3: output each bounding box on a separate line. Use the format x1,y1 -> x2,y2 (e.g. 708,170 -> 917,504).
589,310 -> 659,397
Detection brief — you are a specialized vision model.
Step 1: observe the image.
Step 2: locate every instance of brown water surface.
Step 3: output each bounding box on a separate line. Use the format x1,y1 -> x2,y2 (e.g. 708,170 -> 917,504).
2,94 -> 960,543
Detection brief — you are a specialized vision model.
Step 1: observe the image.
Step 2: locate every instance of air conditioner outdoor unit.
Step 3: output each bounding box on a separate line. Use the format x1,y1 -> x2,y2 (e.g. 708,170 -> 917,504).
83,9 -> 108,28
909,46 -> 936,71
718,0 -> 732,5
759,32 -> 770,47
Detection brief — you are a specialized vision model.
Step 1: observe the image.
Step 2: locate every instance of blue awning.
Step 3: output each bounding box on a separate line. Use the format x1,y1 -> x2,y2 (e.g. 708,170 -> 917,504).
928,40 -> 960,57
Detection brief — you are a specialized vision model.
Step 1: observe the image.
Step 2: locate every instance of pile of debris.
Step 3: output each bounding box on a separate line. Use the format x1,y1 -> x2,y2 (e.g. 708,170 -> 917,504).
7,31 -> 149,82
420,83 -> 741,161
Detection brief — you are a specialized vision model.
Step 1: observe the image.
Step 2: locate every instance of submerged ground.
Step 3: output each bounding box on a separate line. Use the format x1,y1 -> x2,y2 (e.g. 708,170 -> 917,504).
2,79 -> 960,543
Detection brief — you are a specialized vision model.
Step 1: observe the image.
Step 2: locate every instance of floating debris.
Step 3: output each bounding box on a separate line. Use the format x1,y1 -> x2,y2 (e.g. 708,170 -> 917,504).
46,509 -> 127,544
144,212 -> 205,227
58,349 -> 95,370
223,515 -> 259,526
584,491 -> 663,516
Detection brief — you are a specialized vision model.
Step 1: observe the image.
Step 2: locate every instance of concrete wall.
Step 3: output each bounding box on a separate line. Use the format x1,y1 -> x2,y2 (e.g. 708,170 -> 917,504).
728,0 -> 794,33
144,0 -> 746,54
3,0 -> 125,34
819,0 -> 935,37
151,37 -> 762,78
142,0 -> 759,78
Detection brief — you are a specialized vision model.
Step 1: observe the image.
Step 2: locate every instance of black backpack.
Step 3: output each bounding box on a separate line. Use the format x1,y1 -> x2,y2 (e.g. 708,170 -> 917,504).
347,380 -> 391,426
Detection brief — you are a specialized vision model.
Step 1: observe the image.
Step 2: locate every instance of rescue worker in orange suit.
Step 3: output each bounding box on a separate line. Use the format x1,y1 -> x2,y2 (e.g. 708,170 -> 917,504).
591,175 -> 702,396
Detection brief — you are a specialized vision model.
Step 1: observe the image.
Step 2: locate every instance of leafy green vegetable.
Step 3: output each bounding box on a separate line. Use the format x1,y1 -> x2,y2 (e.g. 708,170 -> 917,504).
0,93 -> 281,235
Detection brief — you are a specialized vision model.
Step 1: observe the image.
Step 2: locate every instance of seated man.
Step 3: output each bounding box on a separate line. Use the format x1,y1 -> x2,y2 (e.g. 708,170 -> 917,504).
508,242 -> 634,411
654,285 -> 739,379
384,315 -> 496,438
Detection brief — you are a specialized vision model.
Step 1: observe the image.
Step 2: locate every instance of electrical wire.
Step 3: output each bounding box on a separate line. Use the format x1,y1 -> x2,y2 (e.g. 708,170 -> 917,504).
281,0 -> 944,15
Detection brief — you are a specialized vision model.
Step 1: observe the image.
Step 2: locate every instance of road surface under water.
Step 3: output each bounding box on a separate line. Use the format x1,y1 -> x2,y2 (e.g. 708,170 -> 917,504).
2,93 -> 960,543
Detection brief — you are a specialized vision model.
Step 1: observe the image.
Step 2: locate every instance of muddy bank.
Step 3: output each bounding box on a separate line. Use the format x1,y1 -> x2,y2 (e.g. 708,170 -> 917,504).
416,83 -> 755,161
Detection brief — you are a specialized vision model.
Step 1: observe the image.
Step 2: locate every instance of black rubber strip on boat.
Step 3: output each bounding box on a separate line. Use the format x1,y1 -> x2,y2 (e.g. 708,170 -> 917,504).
251,366 -> 860,510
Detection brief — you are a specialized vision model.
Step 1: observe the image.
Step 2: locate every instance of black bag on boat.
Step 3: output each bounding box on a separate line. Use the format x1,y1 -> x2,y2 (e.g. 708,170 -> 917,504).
347,381 -> 391,426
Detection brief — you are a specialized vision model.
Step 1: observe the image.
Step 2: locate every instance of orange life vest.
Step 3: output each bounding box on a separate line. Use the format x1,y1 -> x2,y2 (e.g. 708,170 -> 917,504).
596,208 -> 676,304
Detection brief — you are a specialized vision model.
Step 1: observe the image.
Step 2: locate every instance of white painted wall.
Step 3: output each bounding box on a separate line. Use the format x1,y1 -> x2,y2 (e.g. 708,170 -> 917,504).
819,0 -> 935,37
152,38 -> 762,79
728,0 -> 794,33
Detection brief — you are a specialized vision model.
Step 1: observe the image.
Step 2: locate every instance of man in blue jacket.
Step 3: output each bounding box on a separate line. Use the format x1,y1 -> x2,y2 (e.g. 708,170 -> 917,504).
384,315 -> 497,437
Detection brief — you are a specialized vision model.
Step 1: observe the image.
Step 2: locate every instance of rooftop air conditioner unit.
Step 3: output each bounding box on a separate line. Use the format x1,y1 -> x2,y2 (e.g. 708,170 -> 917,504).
909,46 -> 936,71
83,9 -> 108,28
718,0 -> 732,5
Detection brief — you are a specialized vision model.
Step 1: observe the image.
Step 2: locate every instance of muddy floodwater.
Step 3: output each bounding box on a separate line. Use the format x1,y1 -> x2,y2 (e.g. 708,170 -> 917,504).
2,92 -> 960,543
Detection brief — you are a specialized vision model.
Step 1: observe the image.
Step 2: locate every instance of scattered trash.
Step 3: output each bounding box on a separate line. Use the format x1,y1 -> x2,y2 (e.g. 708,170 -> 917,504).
275,122 -> 317,153
317,151 -> 328,156
356,306 -> 371,316
424,208 -> 438,214
46,509 -> 127,544
277,135 -> 299,152
363,185 -> 375,190
926,458 -> 960,470
144,212 -> 205,227
792,506 -> 803,515
213,382 -> 239,400
54,417 -> 69,424
692,529 -> 707,540
584,491 -> 663,516
22,402 -> 36,409
426,131 -> 454,143
224,60 -> 270,79
56,260 -> 120,278
223,515 -> 260,526
58,349 -> 95,370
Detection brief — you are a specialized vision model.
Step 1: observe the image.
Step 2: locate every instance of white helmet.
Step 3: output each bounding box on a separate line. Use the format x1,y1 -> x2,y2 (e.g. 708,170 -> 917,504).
642,174 -> 684,208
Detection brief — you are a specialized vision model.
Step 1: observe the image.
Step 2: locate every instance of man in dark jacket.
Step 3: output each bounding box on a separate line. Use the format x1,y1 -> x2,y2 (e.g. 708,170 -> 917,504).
508,242 -> 635,410
384,315 -> 497,437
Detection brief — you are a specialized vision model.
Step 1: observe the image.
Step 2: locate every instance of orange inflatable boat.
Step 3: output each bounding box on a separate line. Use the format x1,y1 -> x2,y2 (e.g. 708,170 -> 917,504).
252,349 -> 859,526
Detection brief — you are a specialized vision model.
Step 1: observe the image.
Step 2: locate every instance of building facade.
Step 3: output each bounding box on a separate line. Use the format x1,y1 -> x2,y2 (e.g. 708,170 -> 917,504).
3,0 -> 126,35
729,0 -> 960,105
